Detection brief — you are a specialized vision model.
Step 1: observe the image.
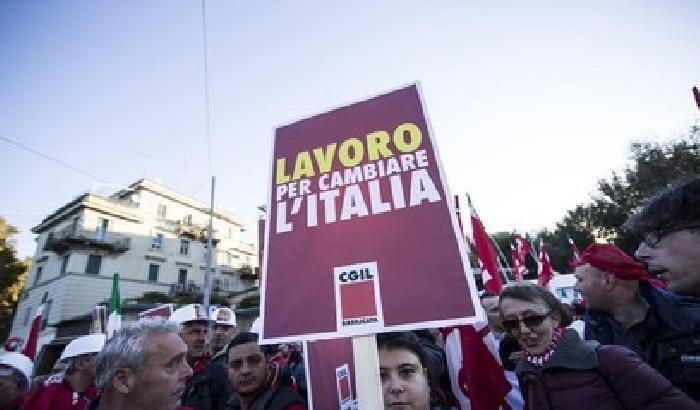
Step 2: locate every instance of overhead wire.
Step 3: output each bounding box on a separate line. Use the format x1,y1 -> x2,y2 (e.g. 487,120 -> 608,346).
0,136 -> 101,180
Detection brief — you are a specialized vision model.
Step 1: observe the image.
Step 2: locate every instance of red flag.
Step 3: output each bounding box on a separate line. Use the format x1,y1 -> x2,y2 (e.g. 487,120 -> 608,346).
468,197 -> 502,294
567,235 -> 582,264
441,324 -> 513,410
510,245 -> 526,282
22,305 -> 44,360
693,86 -> 700,110
513,235 -> 531,263
538,240 -> 554,287
138,304 -> 174,320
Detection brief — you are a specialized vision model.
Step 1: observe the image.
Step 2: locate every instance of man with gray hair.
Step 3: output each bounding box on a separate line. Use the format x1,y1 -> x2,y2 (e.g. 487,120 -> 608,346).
87,320 -> 193,410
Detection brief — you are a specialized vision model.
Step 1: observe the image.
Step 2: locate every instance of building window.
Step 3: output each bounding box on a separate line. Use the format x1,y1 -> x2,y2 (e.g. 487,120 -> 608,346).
86,255 -> 102,275
41,299 -> 52,330
96,218 -> 109,240
180,239 -> 190,256
60,254 -> 70,275
151,233 -> 163,250
148,264 -> 160,282
34,266 -> 43,285
178,269 -> 187,286
184,214 -> 193,226
22,307 -> 31,327
157,204 -> 167,219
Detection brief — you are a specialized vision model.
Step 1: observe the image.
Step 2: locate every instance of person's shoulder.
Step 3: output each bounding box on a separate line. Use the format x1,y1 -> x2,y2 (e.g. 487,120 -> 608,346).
282,404 -> 307,410
596,343 -> 636,359
596,344 -> 651,378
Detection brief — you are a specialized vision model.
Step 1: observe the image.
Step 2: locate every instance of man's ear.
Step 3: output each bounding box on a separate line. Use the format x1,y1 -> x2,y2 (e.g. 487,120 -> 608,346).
602,272 -> 616,290
111,367 -> 137,394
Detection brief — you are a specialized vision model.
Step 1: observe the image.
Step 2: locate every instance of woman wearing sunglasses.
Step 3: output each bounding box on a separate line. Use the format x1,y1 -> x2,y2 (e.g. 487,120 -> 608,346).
498,283 -> 696,410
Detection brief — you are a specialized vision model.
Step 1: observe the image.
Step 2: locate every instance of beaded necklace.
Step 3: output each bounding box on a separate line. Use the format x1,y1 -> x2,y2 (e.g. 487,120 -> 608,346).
525,327 -> 565,367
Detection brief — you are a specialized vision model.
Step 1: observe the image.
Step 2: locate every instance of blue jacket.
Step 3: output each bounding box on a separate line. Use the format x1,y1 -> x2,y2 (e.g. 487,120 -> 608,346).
583,282 -> 700,400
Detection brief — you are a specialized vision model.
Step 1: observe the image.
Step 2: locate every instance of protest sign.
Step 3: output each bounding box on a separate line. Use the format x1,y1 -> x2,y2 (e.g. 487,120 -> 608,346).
261,84 -> 482,343
305,338 -> 358,410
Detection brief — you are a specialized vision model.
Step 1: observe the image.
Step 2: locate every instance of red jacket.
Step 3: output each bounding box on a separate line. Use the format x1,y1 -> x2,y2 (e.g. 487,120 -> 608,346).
23,379 -> 97,410
517,330 -> 696,410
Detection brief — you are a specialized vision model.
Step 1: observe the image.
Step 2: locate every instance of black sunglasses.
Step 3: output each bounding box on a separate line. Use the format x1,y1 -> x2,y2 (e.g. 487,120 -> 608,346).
501,311 -> 551,333
642,225 -> 700,248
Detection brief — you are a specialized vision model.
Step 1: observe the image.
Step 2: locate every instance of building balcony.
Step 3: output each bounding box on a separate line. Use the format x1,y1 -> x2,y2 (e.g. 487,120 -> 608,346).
238,265 -> 257,281
174,221 -> 220,245
44,226 -> 130,254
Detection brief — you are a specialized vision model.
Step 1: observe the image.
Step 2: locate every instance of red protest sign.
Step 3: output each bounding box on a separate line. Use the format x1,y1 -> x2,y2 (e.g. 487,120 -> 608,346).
261,84 -> 481,342
305,338 -> 357,410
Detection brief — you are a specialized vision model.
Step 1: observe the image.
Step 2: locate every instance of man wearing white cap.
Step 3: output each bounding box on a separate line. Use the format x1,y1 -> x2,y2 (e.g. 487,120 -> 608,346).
0,352 -> 33,410
208,307 -> 237,410
170,303 -> 229,410
211,307 -> 237,356
24,333 -> 105,410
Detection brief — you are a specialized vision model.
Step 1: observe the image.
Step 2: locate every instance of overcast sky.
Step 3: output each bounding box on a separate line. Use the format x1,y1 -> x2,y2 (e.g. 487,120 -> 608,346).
1,0 -> 699,258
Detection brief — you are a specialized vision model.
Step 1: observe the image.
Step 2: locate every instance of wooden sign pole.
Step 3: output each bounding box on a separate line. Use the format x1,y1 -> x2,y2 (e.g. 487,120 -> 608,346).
352,334 -> 384,409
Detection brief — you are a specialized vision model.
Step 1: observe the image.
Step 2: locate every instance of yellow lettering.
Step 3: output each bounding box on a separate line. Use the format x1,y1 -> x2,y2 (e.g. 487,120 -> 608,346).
313,143 -> 336,173
338,138 -> 364,167
366,131 -> 392,161
292,151 -> 315,180
276,158 -> 290,184
393,122 -> 422,153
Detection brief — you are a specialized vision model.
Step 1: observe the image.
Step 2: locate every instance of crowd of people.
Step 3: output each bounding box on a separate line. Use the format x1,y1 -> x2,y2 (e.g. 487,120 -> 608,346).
2,177 -> 700,410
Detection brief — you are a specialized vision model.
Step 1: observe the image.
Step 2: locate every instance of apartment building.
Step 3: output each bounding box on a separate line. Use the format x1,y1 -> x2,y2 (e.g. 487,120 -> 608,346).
10,179 -> 257,350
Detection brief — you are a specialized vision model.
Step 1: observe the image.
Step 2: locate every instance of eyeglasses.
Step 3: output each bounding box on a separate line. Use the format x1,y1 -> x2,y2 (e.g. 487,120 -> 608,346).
641,225 -> 700,248
228,354 -> 264,370
501,311 -> 551,333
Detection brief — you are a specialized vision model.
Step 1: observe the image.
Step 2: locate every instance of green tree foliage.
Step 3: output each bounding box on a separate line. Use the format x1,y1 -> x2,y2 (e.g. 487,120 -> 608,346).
560,123 -> 700,255
534,227 -> 594,274
0,218 -> 30,342
487,123 -> 699,275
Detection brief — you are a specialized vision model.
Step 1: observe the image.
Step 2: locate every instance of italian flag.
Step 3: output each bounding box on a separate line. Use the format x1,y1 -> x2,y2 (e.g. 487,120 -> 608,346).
22,304 -> 44,360
106,273 -> 121,338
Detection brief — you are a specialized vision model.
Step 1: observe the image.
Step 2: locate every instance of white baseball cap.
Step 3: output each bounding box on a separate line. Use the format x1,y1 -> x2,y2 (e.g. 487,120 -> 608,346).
170,304 -> 212,325
214,307 -> 236,326
60,334 -> 106,362
249,317 -> 261,334
0,352 -> 33,384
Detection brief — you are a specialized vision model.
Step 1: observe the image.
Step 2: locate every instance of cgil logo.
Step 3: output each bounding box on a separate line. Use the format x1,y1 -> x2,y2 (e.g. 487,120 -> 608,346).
338,268 -> 374,283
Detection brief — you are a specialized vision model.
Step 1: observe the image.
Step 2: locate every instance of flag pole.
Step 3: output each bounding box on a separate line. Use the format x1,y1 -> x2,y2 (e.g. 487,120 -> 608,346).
352,335 -> 384,409
203,176 -> 215,316
489,236 -> 512,273
465,193 -> 512,279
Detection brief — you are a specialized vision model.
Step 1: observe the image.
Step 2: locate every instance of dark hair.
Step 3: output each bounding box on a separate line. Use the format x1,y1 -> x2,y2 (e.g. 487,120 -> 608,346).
376,332 -> 447,405
624,176 -> 700,235
498,283 -> 573,327
225,332 -> 259,357
479,291 -> 498,300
